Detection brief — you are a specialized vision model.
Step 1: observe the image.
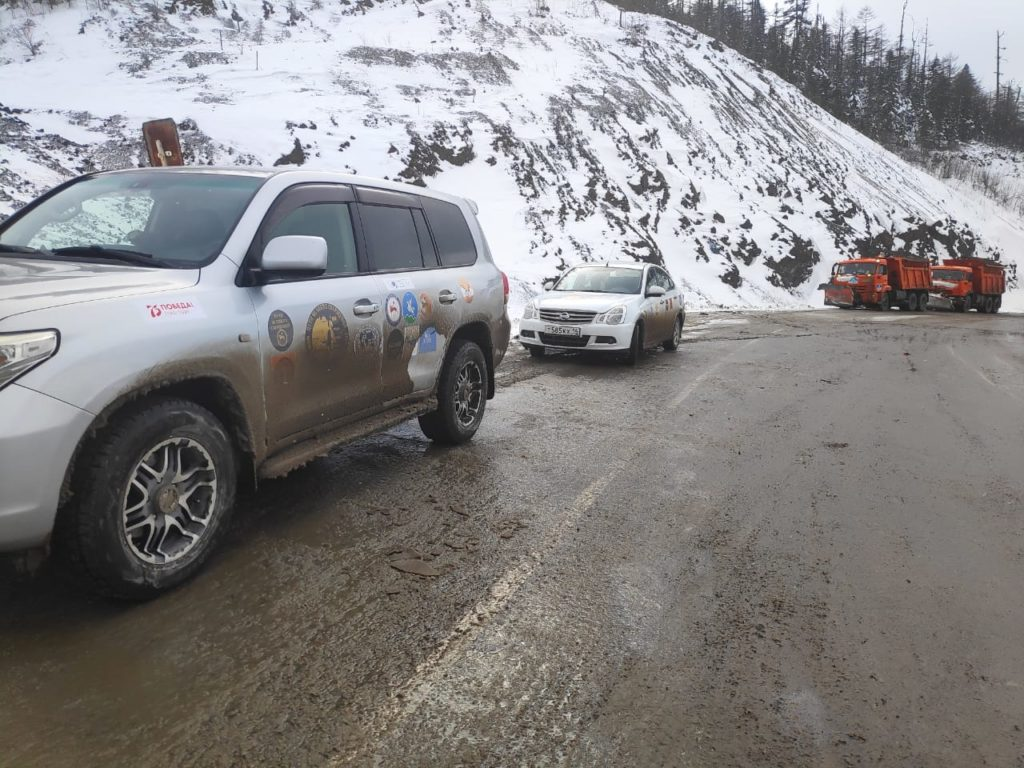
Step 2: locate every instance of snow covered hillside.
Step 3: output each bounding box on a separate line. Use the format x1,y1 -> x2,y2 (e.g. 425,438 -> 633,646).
1,0 -> 1022,311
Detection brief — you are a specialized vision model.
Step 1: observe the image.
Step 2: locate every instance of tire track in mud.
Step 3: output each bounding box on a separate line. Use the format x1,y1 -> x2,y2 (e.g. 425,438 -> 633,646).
334,340 -> 760,766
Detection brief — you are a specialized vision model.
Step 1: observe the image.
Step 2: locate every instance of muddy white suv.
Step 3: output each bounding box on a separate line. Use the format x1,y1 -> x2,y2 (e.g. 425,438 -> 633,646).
0,168 -> 510,598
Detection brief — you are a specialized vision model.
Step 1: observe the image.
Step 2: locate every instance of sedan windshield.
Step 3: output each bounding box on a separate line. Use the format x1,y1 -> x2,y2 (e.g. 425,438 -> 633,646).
555,266 -> 642,294
0,172 -> 266,268
836,263 -> 879,276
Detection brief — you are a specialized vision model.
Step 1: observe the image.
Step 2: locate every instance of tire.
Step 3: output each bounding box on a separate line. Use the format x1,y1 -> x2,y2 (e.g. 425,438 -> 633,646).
919,292 -> 929,312
963,294 -> 973,312
53,398 -> 238,600
624,322 -> 643,366
955,299 -> 966,313
527,345 -> 546,359
984,296 -> 995,314
907,292 -> 919,312
663,316 -> 683,351
877,293 -> 890,311
993,296 -> 1002,313
419,339 -> 488,445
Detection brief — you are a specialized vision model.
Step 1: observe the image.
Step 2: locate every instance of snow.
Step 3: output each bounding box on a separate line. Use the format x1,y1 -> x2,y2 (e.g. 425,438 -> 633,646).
1,0 -> 1022,311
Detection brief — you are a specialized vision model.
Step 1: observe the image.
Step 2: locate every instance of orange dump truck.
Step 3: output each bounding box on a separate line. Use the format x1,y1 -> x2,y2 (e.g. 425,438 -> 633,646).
823,255 -> 932,311
929,257 -> 1006,313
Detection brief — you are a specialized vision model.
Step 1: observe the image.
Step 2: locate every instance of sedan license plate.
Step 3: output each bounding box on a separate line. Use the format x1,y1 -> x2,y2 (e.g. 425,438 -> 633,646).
543,324 -> 582,337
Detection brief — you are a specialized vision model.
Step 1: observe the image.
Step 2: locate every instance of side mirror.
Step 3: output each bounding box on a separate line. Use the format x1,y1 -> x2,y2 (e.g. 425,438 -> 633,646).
542,279 -> 556,291
817,283 -> 829,291
260,235 -> 328,275
646,284 -> 667,298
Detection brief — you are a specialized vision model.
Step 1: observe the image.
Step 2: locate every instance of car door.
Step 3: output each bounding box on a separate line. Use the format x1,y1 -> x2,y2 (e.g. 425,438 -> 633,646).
652,266 -> 678,337
354,187 -> 452,403
641,267 -> 666,341
247,184 -> 386,445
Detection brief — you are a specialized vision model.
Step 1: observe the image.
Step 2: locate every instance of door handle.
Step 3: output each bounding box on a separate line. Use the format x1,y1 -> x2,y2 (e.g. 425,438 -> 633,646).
353,301 -> 380,316
438,290 -> 458,305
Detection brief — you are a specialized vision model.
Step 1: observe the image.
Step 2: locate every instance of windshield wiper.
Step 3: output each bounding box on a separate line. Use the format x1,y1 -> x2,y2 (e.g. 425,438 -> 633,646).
51,245 -> 169,268
0,243 -> 53,256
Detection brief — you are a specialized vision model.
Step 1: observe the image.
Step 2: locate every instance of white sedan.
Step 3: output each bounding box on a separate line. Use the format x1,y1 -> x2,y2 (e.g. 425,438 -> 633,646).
519,262 -> 686,365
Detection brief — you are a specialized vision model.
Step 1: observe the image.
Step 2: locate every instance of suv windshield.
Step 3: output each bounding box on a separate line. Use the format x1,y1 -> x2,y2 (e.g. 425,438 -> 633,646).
555,266 -> 642,294
836,263 -> 879,276
0,172 -> 266,268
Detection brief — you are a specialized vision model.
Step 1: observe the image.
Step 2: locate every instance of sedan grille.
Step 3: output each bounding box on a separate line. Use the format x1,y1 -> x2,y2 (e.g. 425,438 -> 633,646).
538,333 -> 590,348
539,309 -> 597,324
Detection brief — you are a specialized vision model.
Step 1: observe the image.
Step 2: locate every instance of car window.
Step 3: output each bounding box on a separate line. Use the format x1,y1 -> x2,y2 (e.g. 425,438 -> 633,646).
421,197 -> 477,267
412,208 -> 439,267
359,204 -> 423,272
267,202 -> 358,275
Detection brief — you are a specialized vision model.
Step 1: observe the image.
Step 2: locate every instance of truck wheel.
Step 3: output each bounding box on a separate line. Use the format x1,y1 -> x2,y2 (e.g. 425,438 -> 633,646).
907,293 -> 919,312
963,295 -> 973,312
993,296 -> 1002,313
418,339 -> 487,445
54,398 -> 238,600
919,292 -> 929,311
877,293 -> 890,311
984,296 -> 994,314
663,316 -> 683,351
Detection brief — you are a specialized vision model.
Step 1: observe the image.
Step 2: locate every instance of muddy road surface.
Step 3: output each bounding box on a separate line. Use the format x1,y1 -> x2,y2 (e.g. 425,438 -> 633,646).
2,309 -> 1024,767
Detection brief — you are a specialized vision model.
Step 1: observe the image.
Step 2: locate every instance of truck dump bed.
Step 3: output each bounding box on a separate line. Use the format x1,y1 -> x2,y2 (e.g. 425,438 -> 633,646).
888,257 -> 931,291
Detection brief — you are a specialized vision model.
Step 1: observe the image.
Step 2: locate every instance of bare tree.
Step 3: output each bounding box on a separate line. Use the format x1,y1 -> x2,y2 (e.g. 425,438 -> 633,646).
13,19 -> 43,58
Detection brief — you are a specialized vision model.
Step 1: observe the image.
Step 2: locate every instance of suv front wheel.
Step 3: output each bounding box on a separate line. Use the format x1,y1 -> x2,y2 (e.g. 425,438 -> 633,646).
419,339 -> 488,444
55,398 -> 238,600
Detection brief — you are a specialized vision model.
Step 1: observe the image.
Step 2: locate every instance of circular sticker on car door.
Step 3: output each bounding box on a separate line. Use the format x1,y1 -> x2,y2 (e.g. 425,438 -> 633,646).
385,294 -> 402,326
268,310 -> 294,352
305,303 -> 349,364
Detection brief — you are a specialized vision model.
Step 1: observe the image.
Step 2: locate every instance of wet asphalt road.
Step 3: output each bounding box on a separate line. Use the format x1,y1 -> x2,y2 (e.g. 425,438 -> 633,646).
2,309 -> 1024,767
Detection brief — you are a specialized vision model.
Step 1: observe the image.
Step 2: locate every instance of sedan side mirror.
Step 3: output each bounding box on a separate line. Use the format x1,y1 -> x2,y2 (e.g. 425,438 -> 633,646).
646,285 -> 667,298
260,235 -> 328,276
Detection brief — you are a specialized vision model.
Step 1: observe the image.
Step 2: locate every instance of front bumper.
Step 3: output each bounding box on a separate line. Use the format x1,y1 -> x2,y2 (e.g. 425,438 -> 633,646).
519,318 -> 634,351
0,383 -> 93,551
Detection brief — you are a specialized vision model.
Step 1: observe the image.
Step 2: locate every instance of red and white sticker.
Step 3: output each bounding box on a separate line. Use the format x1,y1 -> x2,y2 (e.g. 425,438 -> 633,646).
385,294 -> 403,326
144,299 -> 205,321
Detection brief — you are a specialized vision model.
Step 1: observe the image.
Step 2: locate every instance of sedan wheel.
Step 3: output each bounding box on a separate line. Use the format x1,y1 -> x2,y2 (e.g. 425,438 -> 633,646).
663,316 -> 683,352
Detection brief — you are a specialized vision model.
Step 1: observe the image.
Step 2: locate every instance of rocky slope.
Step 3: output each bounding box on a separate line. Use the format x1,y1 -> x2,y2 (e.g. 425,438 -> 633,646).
1,0 -> 1021,310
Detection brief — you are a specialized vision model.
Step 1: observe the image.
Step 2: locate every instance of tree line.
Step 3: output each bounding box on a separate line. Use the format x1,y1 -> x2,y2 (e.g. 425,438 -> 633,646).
611,0 -> 1024,150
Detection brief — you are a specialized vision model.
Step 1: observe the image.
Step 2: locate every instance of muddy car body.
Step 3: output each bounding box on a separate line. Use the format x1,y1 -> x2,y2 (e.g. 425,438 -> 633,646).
0,168 -> 510,597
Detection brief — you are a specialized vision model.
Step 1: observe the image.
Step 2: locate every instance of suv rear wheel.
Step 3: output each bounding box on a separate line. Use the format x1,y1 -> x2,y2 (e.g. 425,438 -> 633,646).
419,339 -> 488,444
55,398 -> 237,600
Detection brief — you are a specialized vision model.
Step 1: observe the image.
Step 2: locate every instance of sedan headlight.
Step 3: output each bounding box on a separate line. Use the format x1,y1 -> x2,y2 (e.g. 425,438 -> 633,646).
0,331 -> 59,390
594,305 -> 626,325
522,302 -> 539,320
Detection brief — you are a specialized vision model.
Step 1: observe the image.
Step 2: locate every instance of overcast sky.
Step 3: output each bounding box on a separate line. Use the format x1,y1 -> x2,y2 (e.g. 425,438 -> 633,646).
795,0 -> 1024,89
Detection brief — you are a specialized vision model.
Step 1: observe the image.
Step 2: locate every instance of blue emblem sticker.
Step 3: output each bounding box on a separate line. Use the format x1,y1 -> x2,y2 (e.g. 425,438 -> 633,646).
418,327 -> 437,354
402,291 -> 419,325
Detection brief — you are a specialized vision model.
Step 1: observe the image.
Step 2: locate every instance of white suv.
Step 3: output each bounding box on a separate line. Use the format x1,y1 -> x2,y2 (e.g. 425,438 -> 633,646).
0,168 -> 511,598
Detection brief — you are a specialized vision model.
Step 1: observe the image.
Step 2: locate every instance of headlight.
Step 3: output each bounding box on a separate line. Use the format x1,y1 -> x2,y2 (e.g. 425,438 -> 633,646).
522,303 -> 539,320
0,331 -> 59,390
594,306 -> 626,325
